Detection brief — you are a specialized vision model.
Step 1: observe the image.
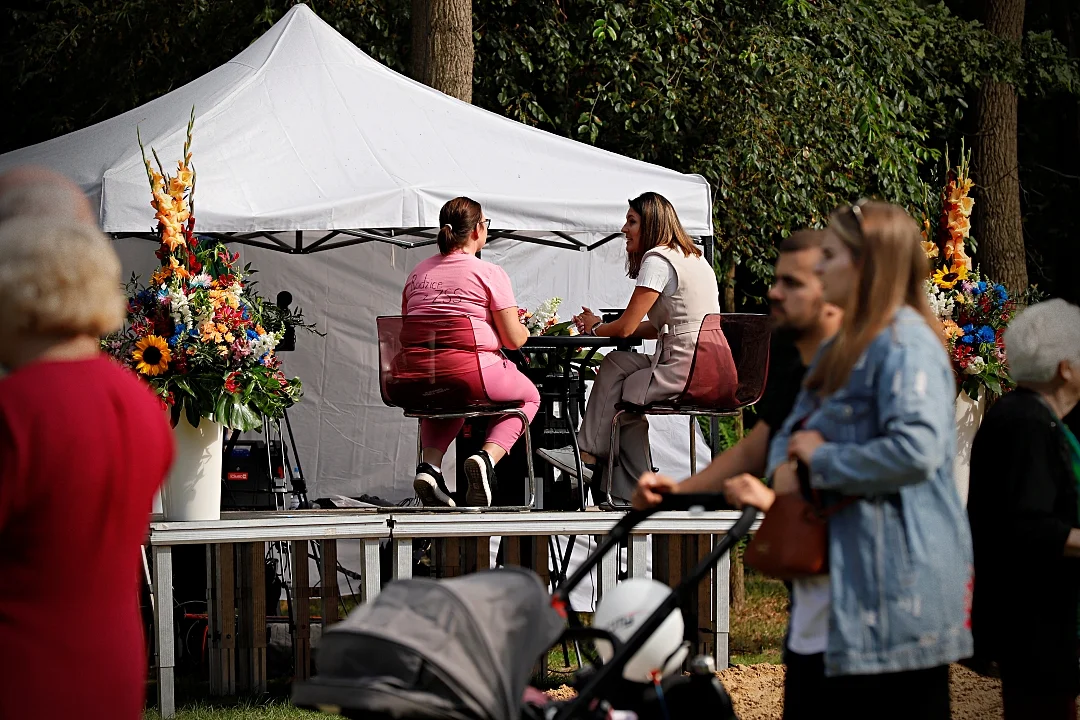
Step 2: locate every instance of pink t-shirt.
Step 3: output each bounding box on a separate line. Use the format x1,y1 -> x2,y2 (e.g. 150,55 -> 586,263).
402,252 -> 518,366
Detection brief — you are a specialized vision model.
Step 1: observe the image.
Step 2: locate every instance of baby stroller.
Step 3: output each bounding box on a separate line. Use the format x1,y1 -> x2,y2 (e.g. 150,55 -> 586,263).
293,495 -> 757,720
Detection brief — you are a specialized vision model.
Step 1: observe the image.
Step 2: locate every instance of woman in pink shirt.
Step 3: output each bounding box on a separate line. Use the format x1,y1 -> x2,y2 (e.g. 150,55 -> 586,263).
401,197 -> 538,507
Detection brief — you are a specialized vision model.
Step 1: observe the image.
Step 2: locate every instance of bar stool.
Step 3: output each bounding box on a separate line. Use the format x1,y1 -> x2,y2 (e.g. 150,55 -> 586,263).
600,313 -> 771,509
376,314 -> 536,509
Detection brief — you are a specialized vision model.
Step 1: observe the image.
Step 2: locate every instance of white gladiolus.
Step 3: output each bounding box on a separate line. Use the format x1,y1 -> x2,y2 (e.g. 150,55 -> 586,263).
925,281 -> 955,321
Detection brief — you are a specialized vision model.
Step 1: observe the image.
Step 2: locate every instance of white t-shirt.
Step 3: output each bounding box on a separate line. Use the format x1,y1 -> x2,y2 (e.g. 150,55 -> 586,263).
636,254 -> 678,296
787,575 -> 830,655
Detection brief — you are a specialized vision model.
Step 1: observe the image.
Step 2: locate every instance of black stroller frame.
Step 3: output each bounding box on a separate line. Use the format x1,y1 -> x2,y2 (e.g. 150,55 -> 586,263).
293,495 -> 758,720
545,497 -> 757,720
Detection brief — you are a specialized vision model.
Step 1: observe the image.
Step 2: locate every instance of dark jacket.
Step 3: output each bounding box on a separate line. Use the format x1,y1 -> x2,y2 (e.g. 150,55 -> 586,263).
968,388 -> 1080,693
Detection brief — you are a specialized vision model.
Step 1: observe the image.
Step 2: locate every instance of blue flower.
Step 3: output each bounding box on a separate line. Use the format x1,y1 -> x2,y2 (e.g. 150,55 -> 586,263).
962,323 -> 975,335
246,328 -> 258,340
972,281 -> 987,296
976,325 -> 996,343
961,334 -> 976,346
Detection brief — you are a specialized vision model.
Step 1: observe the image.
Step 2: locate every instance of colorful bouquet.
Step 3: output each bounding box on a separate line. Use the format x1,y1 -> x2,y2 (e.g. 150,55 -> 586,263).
102,110 -> 316,431
519,297 -> 570,336
516,297 -> 608,378
922,149 -> 1015,399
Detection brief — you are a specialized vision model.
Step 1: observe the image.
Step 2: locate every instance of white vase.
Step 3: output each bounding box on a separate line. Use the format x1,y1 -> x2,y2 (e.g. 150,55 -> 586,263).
161,415 -> 224,521
953,390 -> 987,505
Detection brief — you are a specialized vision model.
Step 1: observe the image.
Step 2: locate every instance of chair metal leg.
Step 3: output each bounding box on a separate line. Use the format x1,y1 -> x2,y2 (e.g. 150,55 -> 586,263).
513,409 -> 538,509
689,414 -> 698,476
602,409 -> 631,510
415,419 -> 423,467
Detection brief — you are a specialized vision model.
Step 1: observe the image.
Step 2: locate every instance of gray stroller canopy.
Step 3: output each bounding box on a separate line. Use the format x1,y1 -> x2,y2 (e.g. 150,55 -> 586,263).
294,567 -> 564,720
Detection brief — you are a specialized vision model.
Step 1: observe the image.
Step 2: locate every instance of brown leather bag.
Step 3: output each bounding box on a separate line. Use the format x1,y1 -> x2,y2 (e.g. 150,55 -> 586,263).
744,464 -> 855,580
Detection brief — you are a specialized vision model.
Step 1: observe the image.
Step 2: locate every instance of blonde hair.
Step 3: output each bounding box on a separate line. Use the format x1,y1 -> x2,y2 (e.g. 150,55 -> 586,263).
0,217 -> 125,339
806,201 -> 942,395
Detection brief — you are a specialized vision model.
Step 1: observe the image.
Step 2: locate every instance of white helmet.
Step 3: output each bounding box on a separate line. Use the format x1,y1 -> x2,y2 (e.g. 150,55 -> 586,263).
593,578 -> 689,683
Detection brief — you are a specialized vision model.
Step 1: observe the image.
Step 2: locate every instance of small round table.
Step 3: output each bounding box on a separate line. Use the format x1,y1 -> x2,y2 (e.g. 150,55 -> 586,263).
512,335 -> 643,511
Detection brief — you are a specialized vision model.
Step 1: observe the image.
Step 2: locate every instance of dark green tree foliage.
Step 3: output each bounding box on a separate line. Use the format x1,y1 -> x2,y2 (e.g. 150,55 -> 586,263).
3,0 -> 1077,304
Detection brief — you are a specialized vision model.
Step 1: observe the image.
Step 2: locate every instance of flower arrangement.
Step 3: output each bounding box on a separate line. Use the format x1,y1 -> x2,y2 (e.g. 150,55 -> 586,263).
516,297 -> 609,379
519,297 -> 570,336
922,149 -> 1015,399
102,110 -> 316,431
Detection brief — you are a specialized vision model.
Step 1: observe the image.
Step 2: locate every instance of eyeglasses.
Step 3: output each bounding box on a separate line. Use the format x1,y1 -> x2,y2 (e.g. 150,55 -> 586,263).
479,218 -> 491,229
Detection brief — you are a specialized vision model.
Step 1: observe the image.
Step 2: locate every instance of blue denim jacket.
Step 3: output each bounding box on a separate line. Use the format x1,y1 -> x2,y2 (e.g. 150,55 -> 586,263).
767,306 -> 974,676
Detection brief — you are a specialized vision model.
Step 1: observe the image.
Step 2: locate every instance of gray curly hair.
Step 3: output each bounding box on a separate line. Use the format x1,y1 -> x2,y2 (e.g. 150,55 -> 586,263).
1003,299 -> 1080,384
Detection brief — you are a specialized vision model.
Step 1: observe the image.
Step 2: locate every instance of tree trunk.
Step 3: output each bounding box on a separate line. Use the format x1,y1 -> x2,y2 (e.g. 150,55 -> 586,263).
722,264 -> 736,312
410,0 -> 473,103
730,545 -> 746,610
972,0 -> 1028,297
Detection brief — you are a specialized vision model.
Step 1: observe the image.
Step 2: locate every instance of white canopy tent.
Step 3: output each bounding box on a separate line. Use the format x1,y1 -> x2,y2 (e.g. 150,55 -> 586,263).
1,4 -> 719,605
0,3 -> 712,252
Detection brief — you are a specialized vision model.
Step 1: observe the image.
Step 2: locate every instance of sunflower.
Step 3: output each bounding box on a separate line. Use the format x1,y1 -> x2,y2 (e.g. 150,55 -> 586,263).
932,262 -> 969,290
133,335 -> 172,376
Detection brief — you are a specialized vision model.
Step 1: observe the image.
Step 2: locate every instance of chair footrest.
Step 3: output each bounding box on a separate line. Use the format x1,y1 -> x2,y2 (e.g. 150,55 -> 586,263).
404,402 -> 525,416
615,401 -> 741,415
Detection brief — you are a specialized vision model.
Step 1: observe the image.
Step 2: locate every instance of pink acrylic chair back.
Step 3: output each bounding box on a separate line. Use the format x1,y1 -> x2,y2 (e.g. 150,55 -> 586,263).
377,314 -> 493,412
674,313 -> 771,410
717,313 -> 771,407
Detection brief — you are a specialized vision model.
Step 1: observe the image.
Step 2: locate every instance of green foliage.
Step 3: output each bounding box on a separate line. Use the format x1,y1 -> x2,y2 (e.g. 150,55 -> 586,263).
472,0 -> 1074,298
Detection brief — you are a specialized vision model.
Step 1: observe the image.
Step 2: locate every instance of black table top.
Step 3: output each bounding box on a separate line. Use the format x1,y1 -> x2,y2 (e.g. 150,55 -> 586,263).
521,335 -> 643,350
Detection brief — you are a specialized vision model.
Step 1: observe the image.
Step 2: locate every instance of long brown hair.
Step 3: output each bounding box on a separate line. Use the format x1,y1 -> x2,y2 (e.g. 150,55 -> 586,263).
437,196 -> 483,255
805,200 -> 942,395
626,192 -> 702,278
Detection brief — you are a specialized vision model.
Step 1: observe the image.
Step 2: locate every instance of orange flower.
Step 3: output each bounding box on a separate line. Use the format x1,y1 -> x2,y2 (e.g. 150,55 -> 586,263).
948,177 -> 974,204
175,164 -> 194,187
168,256 -> 189,279
947,213 -> 970,239
922,240 -> 939,259
942,319 -> 964,339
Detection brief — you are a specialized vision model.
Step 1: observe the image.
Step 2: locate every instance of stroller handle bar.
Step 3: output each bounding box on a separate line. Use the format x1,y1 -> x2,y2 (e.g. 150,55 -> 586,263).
552,505 -> 758,720
553,495 -> 755,610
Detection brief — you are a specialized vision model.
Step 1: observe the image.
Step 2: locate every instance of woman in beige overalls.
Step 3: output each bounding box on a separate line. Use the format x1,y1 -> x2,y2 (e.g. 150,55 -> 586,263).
537,192 -> 721,502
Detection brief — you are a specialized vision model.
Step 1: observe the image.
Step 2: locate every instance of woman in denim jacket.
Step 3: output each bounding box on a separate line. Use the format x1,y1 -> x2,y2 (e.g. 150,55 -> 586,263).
727,201 -> 973,719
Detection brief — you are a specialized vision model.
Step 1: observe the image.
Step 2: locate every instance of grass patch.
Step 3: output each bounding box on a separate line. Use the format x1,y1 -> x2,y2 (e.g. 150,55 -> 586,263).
730,572 -> 788,665
144,702 -> 319,720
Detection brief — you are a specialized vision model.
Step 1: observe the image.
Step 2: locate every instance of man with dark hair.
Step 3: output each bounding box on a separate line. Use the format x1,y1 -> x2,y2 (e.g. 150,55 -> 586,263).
632,229 -> 843,507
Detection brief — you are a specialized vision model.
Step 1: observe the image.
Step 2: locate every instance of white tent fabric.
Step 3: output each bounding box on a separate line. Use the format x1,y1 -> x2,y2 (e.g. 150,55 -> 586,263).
0,4 -> 711,241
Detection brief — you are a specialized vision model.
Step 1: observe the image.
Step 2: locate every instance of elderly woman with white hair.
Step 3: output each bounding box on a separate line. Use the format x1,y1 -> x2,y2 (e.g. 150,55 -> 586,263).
0,216 -> 174,719
968,298 -> 1080,720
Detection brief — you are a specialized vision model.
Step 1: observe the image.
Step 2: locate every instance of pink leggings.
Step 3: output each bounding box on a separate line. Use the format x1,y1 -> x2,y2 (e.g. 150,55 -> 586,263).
420,358 -> 540,455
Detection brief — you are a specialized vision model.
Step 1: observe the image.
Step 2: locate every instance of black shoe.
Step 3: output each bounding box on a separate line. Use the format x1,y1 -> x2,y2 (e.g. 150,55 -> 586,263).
464,450 -> 498,507
413,463 -> 455,507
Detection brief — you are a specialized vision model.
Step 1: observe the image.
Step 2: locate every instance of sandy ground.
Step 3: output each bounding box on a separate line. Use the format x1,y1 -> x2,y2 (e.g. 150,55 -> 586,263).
547,663 -> 1017,719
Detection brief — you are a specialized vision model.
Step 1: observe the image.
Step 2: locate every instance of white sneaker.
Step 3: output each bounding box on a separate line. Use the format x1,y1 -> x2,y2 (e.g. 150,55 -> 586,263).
536,446 -> 595,481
